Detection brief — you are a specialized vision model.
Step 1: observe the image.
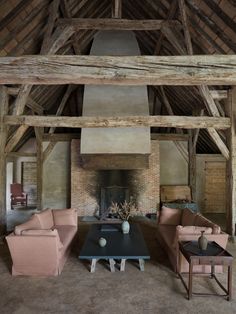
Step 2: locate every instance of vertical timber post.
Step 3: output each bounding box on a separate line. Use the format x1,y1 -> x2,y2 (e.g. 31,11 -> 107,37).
188,130 -> 196,201
226,87 -> 236,236
35,127 -> 43,211
112,0 -> 122,18
0,86 -> 9,235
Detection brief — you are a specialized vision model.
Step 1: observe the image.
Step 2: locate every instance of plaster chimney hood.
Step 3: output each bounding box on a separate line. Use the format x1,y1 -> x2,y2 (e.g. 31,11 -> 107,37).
80,30 -> 150,169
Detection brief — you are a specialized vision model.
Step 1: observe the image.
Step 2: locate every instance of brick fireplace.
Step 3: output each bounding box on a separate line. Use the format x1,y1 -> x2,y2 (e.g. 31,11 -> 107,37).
71,139 -> 160,216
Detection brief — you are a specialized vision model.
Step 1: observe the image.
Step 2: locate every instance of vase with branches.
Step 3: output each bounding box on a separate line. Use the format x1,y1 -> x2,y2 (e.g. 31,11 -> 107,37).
109,200 -> 138,234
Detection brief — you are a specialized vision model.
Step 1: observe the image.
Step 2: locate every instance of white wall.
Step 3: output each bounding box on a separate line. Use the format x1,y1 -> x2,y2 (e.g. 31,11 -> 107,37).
12,138 -> 70,210
160,141 -> 188,185
42,141 -> 70,209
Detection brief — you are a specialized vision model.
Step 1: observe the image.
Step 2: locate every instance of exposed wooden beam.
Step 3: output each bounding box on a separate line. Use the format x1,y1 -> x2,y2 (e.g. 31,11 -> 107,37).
13,84 -> 32,115
207,128 -> 229,160
188,130 -> 196,200
161,26 -> 186,54
112,0 -> 122,18
199,85 -> 220,117
160,86 -> 188,162
1,55 -> 236,86
40,0 -> 60,54
43,142 -> 56,162
46,25 -> 75,55
49,85 -> 75,134
11,0 -> 60,115
215,100 -> 225,117
226,88 -> 236,236
151,133 -> 189,141
0,86 -> 9,235
168,2 -> 221,118
34,127 -> 43,211
7,152 -> 36,158
60,0 -> 81,55
58,18 -> 181,30
178,0 -> 193,54
42,133 -> 81,141
154,0 -> 178,54
7,88 -> 44,114
210,90 -> 228,100
27,97 -> 44,114
5,125 -> 29,153
42,132 -> 189,142
4,115 -> 230,130
177,0 -> 228,159
43,85 -> 74,161
193,109 -> 204,149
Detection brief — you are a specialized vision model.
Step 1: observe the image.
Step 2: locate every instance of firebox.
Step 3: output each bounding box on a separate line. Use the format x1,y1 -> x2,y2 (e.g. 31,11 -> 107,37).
100,186 -> 129,219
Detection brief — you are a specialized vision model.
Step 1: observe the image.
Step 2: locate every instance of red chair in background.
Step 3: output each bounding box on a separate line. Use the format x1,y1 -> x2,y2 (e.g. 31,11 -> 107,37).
10,183 -> 28,209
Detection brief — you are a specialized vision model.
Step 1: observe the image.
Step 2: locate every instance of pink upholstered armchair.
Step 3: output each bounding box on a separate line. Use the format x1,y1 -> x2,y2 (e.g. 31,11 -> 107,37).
10,183 -> 28,209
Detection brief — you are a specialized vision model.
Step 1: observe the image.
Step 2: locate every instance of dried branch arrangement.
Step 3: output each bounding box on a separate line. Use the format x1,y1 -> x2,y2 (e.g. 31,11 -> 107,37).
109,200 -> 138,221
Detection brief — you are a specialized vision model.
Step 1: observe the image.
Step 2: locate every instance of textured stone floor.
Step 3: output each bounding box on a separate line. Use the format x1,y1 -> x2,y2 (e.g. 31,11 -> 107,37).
0,218 -> 236,314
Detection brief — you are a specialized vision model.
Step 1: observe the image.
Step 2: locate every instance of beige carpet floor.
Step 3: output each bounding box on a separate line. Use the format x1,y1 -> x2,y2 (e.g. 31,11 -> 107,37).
0,218 -> 236,314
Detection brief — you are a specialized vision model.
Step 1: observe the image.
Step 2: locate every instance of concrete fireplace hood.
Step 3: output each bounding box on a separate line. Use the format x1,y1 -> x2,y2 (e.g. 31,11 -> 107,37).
80,31 -> 150,169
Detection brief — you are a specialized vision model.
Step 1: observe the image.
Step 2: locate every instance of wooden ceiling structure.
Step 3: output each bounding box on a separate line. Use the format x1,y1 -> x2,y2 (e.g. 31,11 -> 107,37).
0,0 -> 236,235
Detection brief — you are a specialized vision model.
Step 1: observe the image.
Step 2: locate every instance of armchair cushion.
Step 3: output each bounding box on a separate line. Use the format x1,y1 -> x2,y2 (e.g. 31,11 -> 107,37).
181,208 -> 197,226
14,214 -> 41,235
158,206 -> 182,225
52,208 -> 77,226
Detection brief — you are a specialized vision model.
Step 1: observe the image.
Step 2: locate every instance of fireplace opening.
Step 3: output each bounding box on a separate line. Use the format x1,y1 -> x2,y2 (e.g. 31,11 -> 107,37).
98,170 -> 131,219
101,186 -> 129,219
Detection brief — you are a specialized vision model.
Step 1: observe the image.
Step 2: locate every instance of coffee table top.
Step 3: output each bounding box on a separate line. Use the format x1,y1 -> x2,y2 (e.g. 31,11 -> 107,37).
79,223 -> 150,260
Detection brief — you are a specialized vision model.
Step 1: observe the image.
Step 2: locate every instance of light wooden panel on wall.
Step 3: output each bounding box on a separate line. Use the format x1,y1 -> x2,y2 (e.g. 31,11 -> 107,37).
160,185 -> 191,202
204,161 -> 226,213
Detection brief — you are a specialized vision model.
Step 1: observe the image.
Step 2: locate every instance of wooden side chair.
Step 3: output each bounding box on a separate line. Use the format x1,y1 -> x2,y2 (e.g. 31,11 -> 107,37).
10,183 -> 28,209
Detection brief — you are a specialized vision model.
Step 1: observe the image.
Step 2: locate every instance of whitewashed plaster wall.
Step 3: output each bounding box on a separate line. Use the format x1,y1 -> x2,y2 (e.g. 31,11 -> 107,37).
159,141 -> 188,185
42,141 -> 70,209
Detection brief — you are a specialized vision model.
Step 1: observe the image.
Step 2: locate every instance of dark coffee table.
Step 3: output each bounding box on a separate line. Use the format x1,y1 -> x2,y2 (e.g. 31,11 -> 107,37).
79,223 -> 150,272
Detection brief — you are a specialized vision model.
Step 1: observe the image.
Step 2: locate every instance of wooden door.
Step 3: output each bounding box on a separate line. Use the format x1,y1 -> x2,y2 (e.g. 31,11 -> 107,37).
204,161 -> 226,213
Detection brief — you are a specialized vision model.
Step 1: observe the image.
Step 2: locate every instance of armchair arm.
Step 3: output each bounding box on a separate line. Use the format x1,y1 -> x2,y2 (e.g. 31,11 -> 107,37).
6,233 -> 60,276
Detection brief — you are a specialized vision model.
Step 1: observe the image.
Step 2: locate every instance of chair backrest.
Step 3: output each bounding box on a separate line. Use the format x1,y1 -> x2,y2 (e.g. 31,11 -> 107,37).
10,183 -> 23,196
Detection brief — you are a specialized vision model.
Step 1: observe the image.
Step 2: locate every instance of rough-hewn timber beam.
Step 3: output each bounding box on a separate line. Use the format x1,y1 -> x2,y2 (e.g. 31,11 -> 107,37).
154,0 -> 178,54
226,88 -> 236,236
112,0 -> 122,18
210,90 -> 228,100
0,55 -> 236,86
42,133 -> 189,142
58,18 -> 181,30
0,86 -> 9,235
3,115 -> 230,130
207,128 -> 229,160
5,125 -> 29,153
